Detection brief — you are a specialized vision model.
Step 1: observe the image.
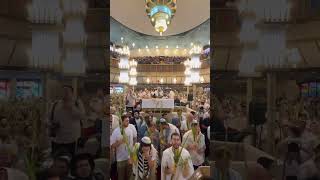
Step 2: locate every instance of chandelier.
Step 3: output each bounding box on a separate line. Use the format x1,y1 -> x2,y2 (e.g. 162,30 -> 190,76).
118,46 -> 130,83
145,0 -> 177,36
129,59 -> 138,86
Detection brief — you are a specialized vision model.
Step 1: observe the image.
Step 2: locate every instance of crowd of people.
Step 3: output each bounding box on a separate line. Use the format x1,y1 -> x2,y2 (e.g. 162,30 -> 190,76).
110,87 -> 211,180
0,85 -> 109,180
209,94 -> 320,180
131,56 -> 188,64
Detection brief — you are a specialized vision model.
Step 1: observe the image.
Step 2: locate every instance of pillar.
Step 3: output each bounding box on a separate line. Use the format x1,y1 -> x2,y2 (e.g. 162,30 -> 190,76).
246,78 -> 253,144
266,72 -> 277,155
9,78 -> 16,99
43,73 -> 50,112
72,77 -> 78,98
192,84 -> 197,100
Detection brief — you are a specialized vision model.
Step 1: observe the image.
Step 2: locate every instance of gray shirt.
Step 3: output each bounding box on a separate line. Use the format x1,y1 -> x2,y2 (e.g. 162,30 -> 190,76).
51,100 -> 85,144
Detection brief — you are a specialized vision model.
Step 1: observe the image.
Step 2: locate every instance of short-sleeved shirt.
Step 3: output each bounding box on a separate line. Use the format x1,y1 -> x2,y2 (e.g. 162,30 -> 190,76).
110,126 -> 134,161
182,130 -> 206,166
161,147 -> 194,180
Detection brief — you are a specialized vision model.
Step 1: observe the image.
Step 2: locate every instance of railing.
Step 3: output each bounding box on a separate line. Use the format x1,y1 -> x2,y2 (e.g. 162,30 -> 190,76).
109,58 -> 210,70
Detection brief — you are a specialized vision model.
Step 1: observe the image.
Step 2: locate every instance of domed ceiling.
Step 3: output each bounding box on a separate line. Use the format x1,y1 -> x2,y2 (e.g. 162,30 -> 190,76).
110,0 -> 210,36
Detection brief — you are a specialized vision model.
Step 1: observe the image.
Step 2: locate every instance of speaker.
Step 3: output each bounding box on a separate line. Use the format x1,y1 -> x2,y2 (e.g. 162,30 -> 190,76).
249,101 -> 267,125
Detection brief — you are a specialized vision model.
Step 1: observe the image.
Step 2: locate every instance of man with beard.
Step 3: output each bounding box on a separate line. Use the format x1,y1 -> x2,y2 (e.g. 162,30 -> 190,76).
159,118 -> 180,151
130,111 -> 147,141
70,153 -> 104,180
161,133 -> 194,180
182,120 -> 206,170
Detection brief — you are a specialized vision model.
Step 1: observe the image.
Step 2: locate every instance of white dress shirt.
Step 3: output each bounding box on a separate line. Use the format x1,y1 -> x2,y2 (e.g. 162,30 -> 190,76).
161,147 -> 194,180
182,130 -> 206,166
110,126 -> 134,162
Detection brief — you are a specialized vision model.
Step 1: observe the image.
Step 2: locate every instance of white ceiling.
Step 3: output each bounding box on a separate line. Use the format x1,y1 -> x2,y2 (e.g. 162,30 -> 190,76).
110,0 -> 210,36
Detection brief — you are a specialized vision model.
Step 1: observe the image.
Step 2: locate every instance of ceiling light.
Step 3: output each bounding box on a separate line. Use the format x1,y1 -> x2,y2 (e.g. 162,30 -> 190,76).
132,43 -> 135,47
138,49 -> 141,52
176,45 -> 179,49
173,78 -> 177,84
147,78 -> 150,84
166,45 -> 168,49
160,78 -> 164,84
146,45 -> 148,49
156,46 -> 158,49
191,43 -> 193,46
145,0 -> 176,35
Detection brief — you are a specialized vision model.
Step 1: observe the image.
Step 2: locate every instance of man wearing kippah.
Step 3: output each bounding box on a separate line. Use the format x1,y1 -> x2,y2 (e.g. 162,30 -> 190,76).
182,120 -> 206,170
130,136 -> 158,180
159,118 -> 180,152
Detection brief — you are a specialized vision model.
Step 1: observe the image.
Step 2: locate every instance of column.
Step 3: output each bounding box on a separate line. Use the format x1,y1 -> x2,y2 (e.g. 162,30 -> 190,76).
62,1 -> 87,75
72,77 -> 78,97
9,78 -> 16,99
43,73 -> 50,112
266,72 -> 277,155
246,78 -> 253,144
193,84 -> 197,100
187,86 -> 189,97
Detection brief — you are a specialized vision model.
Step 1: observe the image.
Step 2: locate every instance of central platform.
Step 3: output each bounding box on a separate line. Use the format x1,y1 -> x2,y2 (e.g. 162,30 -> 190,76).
141,98 -> 175,109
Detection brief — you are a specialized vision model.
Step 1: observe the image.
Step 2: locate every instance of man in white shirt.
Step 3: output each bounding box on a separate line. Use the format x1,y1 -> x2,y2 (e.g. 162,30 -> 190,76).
278,120 -> 317,162
182,120 -> 206,170
126,89 -> 136,112
110,107 -> 119,134
180,113 -> 194,136
159,118 -> 180,151
49,85 -> 85,156
110,115 -> 134,180
161,132 -> 194,180
169,90 -> 175,99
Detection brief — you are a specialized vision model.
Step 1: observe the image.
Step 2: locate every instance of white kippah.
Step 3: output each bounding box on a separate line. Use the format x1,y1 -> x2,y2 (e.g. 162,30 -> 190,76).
191,120 -> 198,124
141,137 -> 152,144
160,118 -> 167,123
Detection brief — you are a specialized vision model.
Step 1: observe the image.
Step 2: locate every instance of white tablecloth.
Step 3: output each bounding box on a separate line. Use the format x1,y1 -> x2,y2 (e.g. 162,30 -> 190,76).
142,99 -> 174,109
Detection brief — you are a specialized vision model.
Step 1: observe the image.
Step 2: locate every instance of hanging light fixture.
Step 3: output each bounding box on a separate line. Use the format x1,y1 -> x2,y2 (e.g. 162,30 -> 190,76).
189,44 -> 202,83
118,45 -> 130,83
129,59 -> 138,86
184,59 -> 192,86
145,0 -> 177,36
